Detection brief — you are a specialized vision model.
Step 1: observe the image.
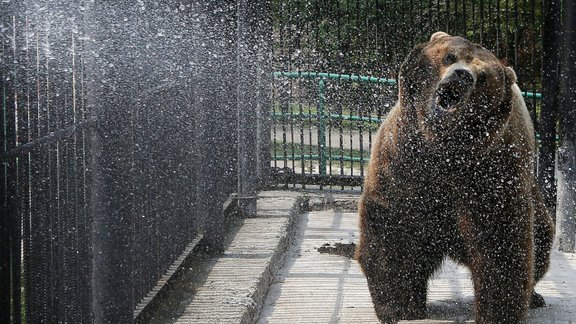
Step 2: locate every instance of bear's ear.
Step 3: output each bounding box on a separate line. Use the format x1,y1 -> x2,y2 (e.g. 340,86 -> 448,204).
430,31 -> 450,42
504,66 -> 517,86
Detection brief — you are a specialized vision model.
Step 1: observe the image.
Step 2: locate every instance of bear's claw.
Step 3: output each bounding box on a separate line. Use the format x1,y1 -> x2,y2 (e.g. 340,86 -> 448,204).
530,291 -> 546,308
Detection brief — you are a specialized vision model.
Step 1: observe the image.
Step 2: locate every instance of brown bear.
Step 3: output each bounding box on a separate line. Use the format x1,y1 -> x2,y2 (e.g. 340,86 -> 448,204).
356,31 -> 555,324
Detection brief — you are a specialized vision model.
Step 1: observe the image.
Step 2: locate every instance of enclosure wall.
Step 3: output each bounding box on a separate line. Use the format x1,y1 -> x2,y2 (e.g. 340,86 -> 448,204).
1,0 -> 271,321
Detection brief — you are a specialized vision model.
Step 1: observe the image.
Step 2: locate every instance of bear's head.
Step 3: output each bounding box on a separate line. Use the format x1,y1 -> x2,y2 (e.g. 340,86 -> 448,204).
398,31 -> 517,147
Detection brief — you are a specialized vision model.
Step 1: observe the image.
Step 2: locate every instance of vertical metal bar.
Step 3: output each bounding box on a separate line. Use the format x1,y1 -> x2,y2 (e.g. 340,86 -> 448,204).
462,0 -> 467,36
87,2 -> 135,321
446,0 -> 450,32
11,158 -> 21,324
326,79 -> 332,185
436,0 -> 440,32
281,87 -> 289,187
539,0 -> 561,220
272,2 -> 281,176
496,0 -> 501,57
15,9 -> 30,323
349,95 -> 354,180
287,1 -> 296,188
5,10 -> 21,323
42,18 -> 59,321
289,79 -> 296,188
359,85 -> 365,183
479,0 -> 484,44
367,85 -> 375,176
78,36 -> 92,321
505,0 -> 510,61
557,0 -> 576,252
279,1 -> 289,186
489,0 -> 494,47
339,85 -> 344,190
337,0 -> 344,67
307,79 -> 313,178
408,0 -> 414,41
22,16 -> 50,322
513,0 -> 519,69
48,12 -> 72,319
257,0 -> 273,189
318,78 -> 327,177
237,0 -> 259,215
299,80 -> 305,187
8,12 -> 24,323
22,14 -> 34,324
0,6 -> 13,317
0,67 -> 9,324
419,0 -> 424,40
529,0 -> 537,128
194,0 -> 238,251
287,3 -> 292,188
39,22 -> 52,323
272,80 -> 278,171
68,30 -> 81,324
453,0 -> 458,35
428,0 -> 433,37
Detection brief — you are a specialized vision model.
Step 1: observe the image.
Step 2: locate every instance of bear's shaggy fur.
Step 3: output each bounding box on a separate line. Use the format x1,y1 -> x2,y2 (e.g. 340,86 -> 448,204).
356,32 -> 555,324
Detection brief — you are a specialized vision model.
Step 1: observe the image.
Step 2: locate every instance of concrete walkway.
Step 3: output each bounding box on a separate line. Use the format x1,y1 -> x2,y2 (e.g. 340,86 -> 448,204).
258,209 -> 576,323
149,192 -> 575,324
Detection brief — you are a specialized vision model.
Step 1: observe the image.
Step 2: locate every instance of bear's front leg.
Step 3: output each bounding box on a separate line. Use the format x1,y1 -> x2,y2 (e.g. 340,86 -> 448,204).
359,246 -> 440,323
460,211 -> 534,324
357,198 -> 443,323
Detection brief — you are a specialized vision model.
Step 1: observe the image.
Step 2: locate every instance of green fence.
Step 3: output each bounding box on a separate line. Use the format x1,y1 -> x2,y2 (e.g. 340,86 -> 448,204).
271,71 -> 542,188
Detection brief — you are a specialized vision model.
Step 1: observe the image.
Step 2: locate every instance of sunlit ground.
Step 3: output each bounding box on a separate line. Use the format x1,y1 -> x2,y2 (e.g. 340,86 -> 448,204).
258,209 -> 576,323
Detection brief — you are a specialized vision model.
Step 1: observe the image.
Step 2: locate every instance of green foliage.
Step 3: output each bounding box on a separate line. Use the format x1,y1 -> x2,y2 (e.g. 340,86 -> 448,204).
273,0 -> 543,90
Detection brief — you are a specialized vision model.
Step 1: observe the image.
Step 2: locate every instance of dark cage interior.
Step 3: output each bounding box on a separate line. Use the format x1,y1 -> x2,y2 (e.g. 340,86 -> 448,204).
1,0 -> 270,322
1,0 -> 574,323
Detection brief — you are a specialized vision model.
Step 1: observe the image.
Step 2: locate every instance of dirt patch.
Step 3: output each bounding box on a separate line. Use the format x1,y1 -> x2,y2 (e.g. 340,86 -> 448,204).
317,242 -> 357,259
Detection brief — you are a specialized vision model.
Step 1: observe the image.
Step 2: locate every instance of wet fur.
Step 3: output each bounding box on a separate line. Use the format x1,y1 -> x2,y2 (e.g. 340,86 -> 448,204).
356,32 -> 554,324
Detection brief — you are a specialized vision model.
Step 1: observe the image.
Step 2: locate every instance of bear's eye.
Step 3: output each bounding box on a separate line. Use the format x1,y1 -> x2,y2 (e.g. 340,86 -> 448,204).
443,53 -> 458,65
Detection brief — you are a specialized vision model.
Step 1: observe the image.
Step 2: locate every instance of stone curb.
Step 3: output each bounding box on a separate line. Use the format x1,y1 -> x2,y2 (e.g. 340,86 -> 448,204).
172,191 -> 307,323
172,190 -> 359,324
238,191 -> 309,324
239,191 -> 359,323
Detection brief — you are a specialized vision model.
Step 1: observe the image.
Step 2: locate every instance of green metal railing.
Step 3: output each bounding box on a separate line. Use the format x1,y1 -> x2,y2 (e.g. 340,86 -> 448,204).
273,71 -> 397,177
272,71 -> 543,180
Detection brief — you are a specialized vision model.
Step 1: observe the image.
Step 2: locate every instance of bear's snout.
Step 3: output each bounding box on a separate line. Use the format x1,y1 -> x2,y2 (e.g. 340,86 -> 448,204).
441,68 -> 474,88
434,68 -> 474,113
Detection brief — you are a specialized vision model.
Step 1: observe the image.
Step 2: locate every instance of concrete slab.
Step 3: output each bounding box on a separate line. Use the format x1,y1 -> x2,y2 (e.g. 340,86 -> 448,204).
258,210 -> 576,323
171,193 -> 305,324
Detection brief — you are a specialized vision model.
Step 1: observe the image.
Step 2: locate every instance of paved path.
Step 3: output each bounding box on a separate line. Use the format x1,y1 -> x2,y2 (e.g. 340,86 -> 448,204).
258,209 -> 576,323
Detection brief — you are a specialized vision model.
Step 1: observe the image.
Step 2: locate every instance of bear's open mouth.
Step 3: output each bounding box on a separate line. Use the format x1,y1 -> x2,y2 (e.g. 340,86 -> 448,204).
433,84 -> 464,112
432,69 -> 475,114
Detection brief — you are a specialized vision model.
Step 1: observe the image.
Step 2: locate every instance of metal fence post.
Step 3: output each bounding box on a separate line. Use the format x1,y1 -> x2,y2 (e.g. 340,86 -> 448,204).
539,0 -> 562,220
318,78 -> 327,176
195,0 -> 238,252
557,0 -> 576,252
256,0 -> 273,188
87,2 -> 135,322
237,0 -> 259,216
0,3 -> 15,321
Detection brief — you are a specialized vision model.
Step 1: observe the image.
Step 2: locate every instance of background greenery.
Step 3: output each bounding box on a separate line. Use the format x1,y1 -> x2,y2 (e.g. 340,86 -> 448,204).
273,0 -> 543,92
